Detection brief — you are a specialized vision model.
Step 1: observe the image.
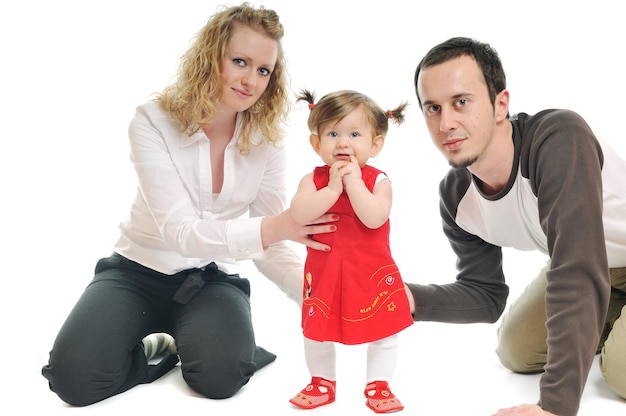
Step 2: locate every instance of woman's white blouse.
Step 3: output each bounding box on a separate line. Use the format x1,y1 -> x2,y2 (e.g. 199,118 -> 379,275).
113,101 -> 303,302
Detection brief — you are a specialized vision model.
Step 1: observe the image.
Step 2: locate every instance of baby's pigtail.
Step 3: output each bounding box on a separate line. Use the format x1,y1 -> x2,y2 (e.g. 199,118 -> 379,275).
387,102 -> 408,125
296,88 -> 316,109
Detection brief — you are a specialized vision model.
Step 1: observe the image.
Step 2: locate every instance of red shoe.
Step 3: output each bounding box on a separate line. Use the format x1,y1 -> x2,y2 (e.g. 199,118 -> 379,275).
364,381 -> 404,413
289,377 -> 336,409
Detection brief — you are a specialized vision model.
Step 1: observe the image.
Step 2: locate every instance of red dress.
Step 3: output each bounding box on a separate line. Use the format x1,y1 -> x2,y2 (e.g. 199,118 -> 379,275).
302,165 -> 413,345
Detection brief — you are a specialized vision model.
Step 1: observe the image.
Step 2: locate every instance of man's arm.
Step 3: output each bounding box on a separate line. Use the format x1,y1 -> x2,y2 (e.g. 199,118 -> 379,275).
524,110 -> 611,416
407,168 -> 509,323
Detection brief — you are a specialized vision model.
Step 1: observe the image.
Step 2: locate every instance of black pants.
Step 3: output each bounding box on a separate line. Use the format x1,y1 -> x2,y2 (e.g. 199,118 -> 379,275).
42,254 -> 276,406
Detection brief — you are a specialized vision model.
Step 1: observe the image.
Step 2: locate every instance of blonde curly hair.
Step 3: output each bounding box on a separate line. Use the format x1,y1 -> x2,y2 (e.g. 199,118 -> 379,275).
157,3 -> 290,153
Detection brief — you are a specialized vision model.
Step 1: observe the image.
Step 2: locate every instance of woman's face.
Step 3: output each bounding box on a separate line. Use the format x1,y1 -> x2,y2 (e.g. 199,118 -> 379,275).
219,25 -> 278,114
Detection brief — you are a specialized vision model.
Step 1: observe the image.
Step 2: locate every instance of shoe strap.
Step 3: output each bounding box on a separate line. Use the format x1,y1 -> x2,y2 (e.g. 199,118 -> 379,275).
364,380 -> 392,398
311,377 -> 336,393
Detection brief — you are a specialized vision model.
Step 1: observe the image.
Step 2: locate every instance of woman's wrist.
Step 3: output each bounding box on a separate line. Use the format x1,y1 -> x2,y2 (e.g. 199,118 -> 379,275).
261,211 -> 288,248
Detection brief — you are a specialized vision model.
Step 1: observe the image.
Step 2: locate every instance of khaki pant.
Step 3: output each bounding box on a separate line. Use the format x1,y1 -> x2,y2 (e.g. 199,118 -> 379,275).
496,261 -> 626,399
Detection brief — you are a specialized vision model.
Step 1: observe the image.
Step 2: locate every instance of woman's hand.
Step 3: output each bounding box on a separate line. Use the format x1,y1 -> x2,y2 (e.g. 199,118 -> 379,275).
262,209 -> 338,251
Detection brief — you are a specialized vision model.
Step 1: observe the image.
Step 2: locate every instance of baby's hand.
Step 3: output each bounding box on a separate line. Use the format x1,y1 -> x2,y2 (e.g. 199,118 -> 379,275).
327,160 -> 348,193
342,156 -> 362,186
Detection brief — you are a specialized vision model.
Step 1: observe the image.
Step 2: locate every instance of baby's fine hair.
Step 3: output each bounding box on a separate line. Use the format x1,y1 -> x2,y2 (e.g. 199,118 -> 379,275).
297,89 -> 407,138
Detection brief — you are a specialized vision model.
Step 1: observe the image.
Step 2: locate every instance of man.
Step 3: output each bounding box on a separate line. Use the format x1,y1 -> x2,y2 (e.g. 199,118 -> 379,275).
406,36 -> 626,416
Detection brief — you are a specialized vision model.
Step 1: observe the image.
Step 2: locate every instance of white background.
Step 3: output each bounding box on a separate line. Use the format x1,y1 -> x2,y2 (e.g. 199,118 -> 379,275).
1,0 -> 624,414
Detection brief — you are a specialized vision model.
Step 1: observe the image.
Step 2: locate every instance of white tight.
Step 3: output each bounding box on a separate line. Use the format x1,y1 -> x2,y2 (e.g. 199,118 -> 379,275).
303,334 -> 398,383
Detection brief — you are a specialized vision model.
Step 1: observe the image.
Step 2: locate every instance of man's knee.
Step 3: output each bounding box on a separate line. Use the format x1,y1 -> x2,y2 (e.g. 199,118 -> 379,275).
601,347 -> 626,399
600,310 -> 626,399
496,325 -> 546,373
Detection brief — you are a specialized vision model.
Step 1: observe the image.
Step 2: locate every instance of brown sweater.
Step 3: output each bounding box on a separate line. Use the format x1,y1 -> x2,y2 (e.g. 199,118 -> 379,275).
407,109 -> 626,416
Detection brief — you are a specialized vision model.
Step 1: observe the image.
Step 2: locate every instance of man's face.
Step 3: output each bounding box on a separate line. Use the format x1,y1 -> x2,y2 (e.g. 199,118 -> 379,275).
417,55 -> 501,169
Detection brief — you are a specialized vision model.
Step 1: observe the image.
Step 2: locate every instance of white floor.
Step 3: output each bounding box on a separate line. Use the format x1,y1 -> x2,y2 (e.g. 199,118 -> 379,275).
17,251 -> 625,415
3,1 -> 626,415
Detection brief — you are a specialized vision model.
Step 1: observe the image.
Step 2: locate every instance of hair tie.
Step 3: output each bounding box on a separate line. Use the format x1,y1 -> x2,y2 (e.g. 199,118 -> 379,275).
308,103 -> 315,110
387,109 -> 393,119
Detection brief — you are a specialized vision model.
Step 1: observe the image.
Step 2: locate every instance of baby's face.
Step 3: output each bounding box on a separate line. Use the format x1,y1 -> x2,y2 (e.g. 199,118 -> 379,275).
316,106 -> 377,167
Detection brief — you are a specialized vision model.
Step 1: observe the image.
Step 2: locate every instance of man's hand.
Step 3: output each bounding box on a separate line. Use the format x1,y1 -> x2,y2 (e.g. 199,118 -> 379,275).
492,404 -> 557,416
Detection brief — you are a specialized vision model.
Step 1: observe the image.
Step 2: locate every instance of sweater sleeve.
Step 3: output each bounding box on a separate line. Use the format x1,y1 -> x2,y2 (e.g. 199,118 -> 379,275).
521,110 -> 611,416
407,168 -> 510,323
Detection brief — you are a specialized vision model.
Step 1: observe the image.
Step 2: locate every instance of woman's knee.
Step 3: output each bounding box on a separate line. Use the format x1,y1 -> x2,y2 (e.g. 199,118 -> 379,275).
181,353 -> 257,399
177,282 -> 257,398
43,348 -> 107,406
43,336 -> 147,406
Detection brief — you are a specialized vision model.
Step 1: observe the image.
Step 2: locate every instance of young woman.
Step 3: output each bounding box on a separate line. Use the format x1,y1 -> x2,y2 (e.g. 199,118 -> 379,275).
41,3 -> 335,406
